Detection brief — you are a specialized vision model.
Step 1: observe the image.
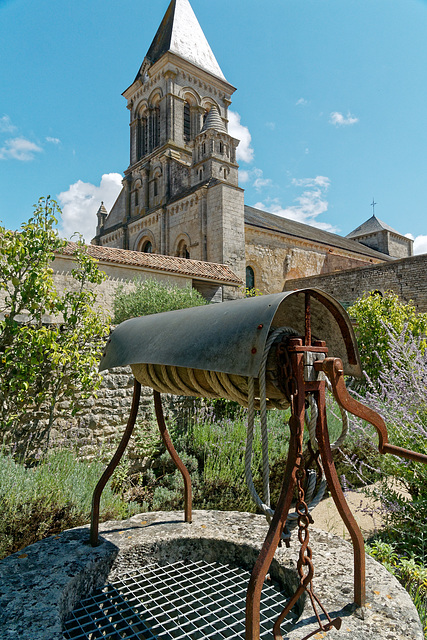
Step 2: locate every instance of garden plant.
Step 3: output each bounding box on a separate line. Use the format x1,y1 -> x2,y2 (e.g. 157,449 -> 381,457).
0,197 -> 110,459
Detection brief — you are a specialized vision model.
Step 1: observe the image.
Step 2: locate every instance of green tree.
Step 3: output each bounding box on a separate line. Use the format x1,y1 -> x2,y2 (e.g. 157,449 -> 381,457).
113,278 -> 207,324
0,197 -> 110,457
347,291 -> 427,383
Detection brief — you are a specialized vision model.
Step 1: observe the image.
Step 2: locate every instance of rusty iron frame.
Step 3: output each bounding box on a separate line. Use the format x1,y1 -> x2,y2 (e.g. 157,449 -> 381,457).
90,290 -> 427,639
317,357 -> 427,465
90,383 -> 192,547
90,379 -> 142,547
245,338 -> 347,640
153,390 -> 192,523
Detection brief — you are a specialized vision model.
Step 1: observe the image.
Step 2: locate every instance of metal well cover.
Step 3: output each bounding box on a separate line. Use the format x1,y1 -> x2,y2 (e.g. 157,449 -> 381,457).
99,288 -> 361,378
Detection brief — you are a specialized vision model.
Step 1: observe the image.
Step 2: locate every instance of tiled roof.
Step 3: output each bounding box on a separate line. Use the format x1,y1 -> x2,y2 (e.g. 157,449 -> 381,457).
244,205 -> 393,261
57,242 -> 243,285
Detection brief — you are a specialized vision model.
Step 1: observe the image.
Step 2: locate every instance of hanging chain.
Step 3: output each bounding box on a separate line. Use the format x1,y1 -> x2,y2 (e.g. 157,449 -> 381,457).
295,442 -> 315,585
273,351 -> 342,640
292,394 -> 342,640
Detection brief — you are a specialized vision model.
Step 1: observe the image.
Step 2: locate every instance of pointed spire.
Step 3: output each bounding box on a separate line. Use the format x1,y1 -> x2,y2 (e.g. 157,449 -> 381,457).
201,105 -> 227,133
97,202 -> 108,217
141,0 -> 226,81
96,201 -> 108,234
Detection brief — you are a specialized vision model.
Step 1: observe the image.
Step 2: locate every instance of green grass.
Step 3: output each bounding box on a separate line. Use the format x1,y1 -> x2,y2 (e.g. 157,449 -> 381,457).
0,448 -> 139,559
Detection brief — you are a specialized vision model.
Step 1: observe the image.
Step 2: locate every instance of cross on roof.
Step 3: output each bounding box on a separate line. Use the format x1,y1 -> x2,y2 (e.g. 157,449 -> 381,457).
371,197 -> 377,216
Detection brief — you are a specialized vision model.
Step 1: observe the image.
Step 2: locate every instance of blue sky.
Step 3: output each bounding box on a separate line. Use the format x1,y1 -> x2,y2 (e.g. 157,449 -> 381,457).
1,0 -> 427,253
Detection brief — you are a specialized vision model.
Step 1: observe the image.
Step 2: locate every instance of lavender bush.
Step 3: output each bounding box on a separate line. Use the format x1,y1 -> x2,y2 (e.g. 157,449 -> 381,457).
350,322 -> 427,559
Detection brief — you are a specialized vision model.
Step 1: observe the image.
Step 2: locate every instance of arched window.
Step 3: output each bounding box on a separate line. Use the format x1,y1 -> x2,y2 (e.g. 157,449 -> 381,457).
177,239 -> 190,259
246,266 -> 255,290
184,101 -> 191,142
149,106 -> 160,151
139,116 -> 147,158
134,190 -> 139,207
153,106 -> 160,149
142,240 -> 153,253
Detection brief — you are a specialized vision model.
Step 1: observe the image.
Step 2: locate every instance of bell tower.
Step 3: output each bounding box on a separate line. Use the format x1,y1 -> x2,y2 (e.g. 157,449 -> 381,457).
94,0 -> 246,291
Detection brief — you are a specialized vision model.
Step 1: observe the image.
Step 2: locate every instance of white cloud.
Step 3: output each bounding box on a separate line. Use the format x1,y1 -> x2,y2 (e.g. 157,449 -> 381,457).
414,236 -> 427,255
292,176 -> 330,189
265,121 -> 276,130
406,233 -> 427,255
253,175 -> 273,191
0,114 -> 17,133
58,173 -> 123,241
239,167 -> 273,191
254,175 -> 338,232
296,98 -> 308,107
329,111 -> 359,126
46,136 -> 61,144
239,169 -> 250,184
0,137 -> 43,161
228,110 -> 254,163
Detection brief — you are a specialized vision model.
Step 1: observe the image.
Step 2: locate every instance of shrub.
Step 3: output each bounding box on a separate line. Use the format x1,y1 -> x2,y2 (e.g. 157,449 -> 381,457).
113,278 -> 207,324
0,449 -> 138,559
351,323 -> 427,559
0,197 -> 110,458
347,291 -> 427,384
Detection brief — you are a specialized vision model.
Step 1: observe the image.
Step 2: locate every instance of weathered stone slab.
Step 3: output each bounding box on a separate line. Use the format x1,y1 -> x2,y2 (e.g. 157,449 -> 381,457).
0,510 -> 423,639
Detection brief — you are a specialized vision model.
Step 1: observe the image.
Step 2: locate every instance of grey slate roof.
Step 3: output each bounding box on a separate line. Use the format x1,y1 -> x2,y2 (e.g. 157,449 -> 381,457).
244,205 -> 393,261
140,0 -> 226,81
346,215 -> 404,239
201,105 -> 227,133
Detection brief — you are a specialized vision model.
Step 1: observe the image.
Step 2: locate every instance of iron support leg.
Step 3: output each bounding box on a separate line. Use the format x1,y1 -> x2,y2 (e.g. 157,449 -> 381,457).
315,383 -> 366,607
90,379 -> 141,547
153,391 -> 192,523
245,386 -> 305,640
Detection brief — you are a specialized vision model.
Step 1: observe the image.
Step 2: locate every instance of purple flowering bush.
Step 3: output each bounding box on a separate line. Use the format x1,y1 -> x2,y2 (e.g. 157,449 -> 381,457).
351,322 -> 427,559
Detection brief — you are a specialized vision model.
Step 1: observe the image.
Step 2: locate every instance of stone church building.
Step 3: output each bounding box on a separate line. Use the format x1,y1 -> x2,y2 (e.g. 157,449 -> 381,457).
93,0 -> 413,299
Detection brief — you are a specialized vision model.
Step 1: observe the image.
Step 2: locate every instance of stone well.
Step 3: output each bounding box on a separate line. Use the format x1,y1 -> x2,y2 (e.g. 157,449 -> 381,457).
0,510 -> 423,640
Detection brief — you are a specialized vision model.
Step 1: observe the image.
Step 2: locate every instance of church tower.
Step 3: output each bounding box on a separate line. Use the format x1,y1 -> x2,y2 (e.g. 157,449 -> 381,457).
94,0 -> 245,292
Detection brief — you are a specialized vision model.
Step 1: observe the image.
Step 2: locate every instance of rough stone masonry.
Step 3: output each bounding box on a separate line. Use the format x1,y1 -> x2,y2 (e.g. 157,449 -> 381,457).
0,510 -> 423,640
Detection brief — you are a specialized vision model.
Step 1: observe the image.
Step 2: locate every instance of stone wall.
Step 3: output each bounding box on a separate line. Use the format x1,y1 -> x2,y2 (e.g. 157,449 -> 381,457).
52,366 -> 155,470
0,254 -> 196,323
245,226 -> 384,295
284,253 -> 427,312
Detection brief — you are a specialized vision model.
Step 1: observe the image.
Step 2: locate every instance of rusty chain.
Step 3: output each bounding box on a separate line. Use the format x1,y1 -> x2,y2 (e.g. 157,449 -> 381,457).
273,350 -> 342,640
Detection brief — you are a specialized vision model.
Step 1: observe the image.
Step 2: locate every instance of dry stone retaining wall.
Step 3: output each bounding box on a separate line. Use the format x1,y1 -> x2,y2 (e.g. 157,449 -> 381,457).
52,367 -> 155,469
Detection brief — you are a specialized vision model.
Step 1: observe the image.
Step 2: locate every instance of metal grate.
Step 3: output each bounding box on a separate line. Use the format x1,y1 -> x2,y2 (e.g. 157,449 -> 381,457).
63,560 -> 298,639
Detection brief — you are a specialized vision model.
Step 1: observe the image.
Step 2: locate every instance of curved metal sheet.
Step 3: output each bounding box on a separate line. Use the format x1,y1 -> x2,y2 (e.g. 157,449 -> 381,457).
99,288 -> 361,378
